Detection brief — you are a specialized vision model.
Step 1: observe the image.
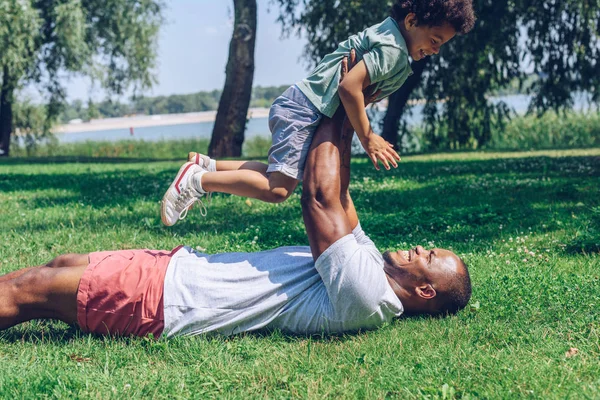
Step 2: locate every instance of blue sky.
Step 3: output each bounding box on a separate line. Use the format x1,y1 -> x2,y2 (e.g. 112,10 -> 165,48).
65,0 -> 308,101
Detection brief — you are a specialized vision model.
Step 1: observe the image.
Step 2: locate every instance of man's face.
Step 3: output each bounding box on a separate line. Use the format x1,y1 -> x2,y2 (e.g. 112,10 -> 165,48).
382,245 -> 461,287
402,14 -> 457,61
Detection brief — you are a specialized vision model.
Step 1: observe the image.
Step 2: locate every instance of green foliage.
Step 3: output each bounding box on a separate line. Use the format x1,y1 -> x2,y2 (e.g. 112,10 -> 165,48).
58,85 -> 289,122
273,0 -> 600,149
0,149 -> 599,397
0,0 -> 40,82
0,0 -> 166,155
242,136 -> 272,158
491,111 -> 600,150
11,100 -> 56,156
410,110 -> 600,151
9,136 -> 273,159
10,138 -> 209,159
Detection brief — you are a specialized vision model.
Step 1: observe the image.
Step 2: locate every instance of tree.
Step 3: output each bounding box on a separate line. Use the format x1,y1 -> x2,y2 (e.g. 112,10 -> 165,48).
0,0 -> 165,156
209,0 -> 257,158
273,0 -> 599,150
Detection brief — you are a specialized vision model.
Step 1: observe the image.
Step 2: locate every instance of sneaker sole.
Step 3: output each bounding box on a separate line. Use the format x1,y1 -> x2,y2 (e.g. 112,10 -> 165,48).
161,162 -> 196,226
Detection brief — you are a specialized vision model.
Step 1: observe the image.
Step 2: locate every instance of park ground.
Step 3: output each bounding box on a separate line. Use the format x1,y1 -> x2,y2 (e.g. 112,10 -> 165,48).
0,148 -> 598,398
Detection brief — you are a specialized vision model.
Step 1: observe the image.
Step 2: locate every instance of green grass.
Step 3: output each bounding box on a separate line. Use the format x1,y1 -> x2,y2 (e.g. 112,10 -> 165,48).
10,136 -> 273,159
0,148 -> 599,398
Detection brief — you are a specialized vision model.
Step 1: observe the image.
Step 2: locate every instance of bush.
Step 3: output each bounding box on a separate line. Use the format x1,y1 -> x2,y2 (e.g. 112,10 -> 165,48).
11,136 -> 274,160
489,111 -> 600,150
408,110 -> 600,152
11,138 -> 210,159
242,136 -> 271,158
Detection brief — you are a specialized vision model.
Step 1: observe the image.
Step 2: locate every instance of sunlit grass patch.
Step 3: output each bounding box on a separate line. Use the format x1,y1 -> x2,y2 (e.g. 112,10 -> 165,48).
0,148 -> 598,398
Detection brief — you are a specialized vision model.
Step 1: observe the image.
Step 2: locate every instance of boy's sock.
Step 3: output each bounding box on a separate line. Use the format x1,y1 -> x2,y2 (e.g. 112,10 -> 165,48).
189,152 -> 216,172
191,169 -> 208,194
207,159 -> 217,173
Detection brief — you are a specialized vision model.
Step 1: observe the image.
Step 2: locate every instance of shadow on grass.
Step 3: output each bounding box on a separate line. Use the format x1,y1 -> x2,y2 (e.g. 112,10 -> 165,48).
0,321 -> 81,343
0,314 -> 433,345
0,156 -> 180,165
1,155 -> 598,253
0,155 -> 268,166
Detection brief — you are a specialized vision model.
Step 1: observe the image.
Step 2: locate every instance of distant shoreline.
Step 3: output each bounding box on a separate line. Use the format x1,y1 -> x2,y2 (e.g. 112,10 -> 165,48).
54,107 -> 271,134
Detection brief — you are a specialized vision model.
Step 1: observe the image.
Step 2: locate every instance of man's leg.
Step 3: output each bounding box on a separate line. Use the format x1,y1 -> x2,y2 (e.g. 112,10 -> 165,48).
0,255 -> 87,331
0,254 -> 88,284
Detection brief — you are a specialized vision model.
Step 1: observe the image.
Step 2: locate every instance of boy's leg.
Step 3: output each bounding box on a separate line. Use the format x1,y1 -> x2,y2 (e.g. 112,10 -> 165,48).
0,257 -> 86,331
188,151 -> 268,173
186,152 -> 297,203
216,160 -> 268,173
199,170 -> 297,203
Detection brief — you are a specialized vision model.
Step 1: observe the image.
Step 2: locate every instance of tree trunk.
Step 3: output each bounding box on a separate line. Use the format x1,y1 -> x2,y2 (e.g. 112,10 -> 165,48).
381,58 -> 429,148
0,67 -> 14,157
209,0 -> 257,158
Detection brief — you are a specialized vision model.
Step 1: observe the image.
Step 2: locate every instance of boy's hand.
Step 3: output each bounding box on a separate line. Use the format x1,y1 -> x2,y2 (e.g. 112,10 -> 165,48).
340,48 -> 400,170
361,133 -> 400,171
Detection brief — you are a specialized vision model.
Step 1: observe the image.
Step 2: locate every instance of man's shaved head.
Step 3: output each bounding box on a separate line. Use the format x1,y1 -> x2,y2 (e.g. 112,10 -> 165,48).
383,246 -> 472,315
433,258 -> 471,314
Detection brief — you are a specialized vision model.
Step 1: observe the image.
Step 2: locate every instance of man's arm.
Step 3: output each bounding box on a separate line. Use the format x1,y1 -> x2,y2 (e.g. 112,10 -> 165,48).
301,51 -> 385,260
339,116 -> 359,229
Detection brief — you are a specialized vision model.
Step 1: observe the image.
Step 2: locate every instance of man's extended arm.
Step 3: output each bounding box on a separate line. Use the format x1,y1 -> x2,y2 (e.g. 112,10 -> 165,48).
339,116 -> 359,229
301,110 -> 352,261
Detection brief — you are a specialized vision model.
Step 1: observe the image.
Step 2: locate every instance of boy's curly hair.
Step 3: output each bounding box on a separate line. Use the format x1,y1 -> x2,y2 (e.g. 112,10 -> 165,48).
391,0 -> 476,34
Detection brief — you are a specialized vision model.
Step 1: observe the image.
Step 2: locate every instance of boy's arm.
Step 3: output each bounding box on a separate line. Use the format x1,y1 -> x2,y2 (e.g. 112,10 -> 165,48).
338,51 -> 382,228
338,61 -> 400,171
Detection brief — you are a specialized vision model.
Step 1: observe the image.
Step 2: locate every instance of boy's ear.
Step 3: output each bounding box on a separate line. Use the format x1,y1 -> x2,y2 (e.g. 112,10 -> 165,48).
404,12 -> 417,30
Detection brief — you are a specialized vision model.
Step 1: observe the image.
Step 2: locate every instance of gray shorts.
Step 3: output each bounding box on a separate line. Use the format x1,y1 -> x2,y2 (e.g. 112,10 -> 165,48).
267,85 -> 323,181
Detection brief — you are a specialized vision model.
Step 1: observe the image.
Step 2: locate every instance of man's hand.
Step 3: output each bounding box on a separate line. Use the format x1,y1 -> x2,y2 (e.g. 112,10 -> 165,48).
341,50 -> 381,107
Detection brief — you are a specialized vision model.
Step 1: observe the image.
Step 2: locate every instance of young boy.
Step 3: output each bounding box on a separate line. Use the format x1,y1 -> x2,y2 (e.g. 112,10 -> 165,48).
161,0 -> 475,226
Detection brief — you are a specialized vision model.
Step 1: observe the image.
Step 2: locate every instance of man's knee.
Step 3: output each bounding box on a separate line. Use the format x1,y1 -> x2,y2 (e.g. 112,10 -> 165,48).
12,267 -> 53,304
46,253 -> 89,268
9,266 -> 81,324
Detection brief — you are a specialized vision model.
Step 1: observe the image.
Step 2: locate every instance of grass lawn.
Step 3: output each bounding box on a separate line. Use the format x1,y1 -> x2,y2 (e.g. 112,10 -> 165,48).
0,148 -> 599,398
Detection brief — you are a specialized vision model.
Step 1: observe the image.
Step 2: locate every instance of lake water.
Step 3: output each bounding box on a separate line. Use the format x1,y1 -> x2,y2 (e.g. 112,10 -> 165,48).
56,94 -> 597,144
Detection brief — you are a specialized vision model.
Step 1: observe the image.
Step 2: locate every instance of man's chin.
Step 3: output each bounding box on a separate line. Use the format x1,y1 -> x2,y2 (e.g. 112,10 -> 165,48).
382,251 -> 394,265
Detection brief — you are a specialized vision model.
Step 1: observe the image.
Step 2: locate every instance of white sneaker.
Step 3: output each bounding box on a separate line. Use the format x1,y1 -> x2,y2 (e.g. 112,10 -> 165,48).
161,162 -> 207,226
188,152 -> 212,169
187,151 -> 214,210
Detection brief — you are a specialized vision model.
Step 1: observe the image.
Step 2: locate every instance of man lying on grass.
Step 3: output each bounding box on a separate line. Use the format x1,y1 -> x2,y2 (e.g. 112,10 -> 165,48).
0,113 -> 471,339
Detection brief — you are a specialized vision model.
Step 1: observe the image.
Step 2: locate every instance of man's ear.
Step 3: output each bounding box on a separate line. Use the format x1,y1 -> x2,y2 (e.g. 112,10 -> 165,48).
415,284 -> 436,300
404,12 -> 417,30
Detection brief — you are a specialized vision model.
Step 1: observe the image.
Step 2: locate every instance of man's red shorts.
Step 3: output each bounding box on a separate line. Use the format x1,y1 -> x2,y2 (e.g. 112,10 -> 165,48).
76,247 -> 181,337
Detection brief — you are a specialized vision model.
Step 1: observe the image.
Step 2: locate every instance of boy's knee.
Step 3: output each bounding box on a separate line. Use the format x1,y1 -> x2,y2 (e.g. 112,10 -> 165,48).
267,188 -> 293,204
266,173 -> 297,203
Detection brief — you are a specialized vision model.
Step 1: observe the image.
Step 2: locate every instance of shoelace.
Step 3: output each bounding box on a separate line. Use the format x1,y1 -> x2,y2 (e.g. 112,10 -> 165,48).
175,188 -> 198,220
177,190 -> 211,220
